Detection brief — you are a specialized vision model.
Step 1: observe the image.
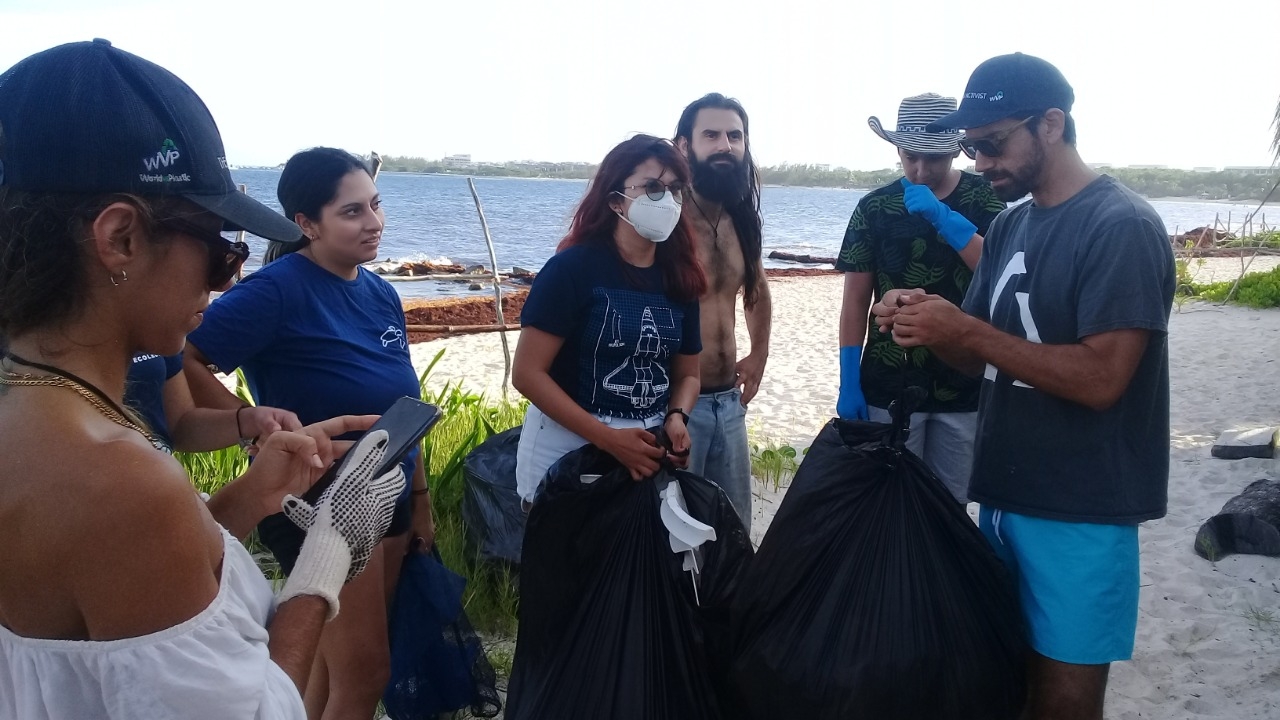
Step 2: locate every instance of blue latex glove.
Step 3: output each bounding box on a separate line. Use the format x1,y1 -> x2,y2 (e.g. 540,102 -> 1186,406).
837,345 -> 868,420
900,177 -> 977,252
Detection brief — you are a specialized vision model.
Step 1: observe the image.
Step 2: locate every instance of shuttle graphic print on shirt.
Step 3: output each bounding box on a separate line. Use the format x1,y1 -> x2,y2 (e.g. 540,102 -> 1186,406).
591,292 -> 679,411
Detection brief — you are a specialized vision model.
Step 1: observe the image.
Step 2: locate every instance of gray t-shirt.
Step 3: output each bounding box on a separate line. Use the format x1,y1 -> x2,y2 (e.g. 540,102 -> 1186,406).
961,175 -> 1174,524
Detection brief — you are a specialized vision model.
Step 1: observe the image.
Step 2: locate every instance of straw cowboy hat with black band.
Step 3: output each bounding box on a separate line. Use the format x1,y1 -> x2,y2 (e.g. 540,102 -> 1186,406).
867,93 -> 961,155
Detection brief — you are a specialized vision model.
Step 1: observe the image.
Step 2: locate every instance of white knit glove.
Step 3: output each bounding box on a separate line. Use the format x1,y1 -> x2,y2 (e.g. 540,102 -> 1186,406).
275,429 -> 406,619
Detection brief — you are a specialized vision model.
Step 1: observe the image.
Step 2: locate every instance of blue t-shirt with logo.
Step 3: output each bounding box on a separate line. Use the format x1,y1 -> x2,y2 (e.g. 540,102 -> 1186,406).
187,252 -> 420,476
124,352 -> 184,451
520,243 -> 701,420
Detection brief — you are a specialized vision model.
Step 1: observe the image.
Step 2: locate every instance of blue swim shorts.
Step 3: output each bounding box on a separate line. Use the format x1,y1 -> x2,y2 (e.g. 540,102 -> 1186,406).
979,506 -> 1139,665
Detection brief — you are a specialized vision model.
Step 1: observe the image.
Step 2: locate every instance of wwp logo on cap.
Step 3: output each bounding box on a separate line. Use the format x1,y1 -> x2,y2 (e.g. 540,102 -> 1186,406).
143,139 -> 181,171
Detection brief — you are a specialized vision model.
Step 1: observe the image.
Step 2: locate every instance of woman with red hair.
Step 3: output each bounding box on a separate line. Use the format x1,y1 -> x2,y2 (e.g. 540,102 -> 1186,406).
512,134 -> 706,503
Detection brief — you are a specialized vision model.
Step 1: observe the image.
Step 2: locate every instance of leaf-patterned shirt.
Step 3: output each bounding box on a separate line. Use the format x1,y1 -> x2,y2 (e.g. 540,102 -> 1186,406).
835,172 -> 1005,413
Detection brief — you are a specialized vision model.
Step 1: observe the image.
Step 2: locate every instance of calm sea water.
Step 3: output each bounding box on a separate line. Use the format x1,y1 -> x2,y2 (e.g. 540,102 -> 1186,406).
231,168 -> 1270,300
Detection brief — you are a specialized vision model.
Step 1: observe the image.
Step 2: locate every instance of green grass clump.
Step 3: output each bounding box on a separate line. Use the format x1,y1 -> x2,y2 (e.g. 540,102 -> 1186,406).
416,348 -> 527,636
1185,265 -> 1280,308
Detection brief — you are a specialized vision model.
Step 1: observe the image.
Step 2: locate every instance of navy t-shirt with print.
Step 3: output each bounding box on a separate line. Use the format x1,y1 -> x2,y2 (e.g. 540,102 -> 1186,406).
187,252 -> 420,477
124,352 -> 184,449
520,243 -> 701,420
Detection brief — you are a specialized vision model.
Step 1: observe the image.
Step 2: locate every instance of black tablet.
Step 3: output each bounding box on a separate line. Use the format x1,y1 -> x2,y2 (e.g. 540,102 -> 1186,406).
301,396 -> 442,503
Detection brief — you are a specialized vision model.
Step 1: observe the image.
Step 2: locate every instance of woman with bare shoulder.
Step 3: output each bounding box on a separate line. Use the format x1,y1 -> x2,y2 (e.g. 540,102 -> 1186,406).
0,40 -> 403,719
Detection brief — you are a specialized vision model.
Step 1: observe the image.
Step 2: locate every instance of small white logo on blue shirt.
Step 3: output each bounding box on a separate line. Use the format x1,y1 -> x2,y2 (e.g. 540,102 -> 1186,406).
381,326 -> 405,349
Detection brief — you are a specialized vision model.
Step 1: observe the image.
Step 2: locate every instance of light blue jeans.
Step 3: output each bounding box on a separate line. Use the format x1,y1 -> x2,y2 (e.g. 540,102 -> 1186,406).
868,405 -> 977,503
687,387 -> 753,531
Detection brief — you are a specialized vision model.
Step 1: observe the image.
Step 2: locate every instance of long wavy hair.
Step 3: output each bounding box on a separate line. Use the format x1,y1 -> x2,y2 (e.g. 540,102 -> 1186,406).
557,134 -> 706,303
674,93 -> 764,307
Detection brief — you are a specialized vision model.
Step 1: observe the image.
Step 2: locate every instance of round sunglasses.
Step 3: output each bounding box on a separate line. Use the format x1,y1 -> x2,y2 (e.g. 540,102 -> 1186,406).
620,179 -> 686,203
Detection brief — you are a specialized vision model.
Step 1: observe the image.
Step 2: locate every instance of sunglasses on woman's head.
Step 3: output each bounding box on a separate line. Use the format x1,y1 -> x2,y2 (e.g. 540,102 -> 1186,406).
621,179 -> 686,203
958,116 -> 1037,160
160,217 -> 251,288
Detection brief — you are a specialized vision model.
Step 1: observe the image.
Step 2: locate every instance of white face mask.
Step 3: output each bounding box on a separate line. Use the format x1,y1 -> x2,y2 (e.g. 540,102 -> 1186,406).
615,190 -> 682,243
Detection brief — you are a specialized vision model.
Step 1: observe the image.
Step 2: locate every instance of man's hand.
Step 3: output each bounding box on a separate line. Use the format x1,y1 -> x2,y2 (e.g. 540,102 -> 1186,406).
900,178 -> 977,252
735,352 -> 767,405
890,293 -> 971,348
871,287 -> 926,335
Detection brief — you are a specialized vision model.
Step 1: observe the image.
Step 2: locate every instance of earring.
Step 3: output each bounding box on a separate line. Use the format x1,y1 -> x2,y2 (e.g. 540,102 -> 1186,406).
110,269 -> 128,286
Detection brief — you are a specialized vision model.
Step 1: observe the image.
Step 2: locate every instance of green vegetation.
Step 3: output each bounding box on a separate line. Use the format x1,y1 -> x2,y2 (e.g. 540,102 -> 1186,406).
1183,264 -> 1280,309
1102,167 -> 1277,202
415,348 -> 526,636
380,155 -> 594,179
749,432 -> 804,493
380,153 -> 1278,199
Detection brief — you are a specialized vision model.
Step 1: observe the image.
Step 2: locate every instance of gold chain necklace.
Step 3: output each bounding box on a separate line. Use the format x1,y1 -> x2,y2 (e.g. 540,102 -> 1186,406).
0,367 -> 165,450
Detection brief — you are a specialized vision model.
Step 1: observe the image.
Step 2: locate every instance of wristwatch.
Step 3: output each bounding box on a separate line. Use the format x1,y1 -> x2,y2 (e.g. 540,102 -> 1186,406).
665,407 -> 689,425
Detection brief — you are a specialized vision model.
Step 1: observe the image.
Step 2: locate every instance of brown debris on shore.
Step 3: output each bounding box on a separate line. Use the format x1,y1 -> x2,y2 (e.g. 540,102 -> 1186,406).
403,292 -> 528,343
1172,226 -> 1236,250
400,268 -> 839,343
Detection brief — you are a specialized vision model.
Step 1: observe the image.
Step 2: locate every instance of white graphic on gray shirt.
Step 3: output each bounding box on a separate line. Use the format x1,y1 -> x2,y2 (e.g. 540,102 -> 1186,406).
986,251 -> 1041,388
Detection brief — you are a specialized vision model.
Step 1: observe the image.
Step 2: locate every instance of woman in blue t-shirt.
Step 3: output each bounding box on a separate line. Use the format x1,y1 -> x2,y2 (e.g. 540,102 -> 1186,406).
184,148 -> 430,718
512,134 -> 706,503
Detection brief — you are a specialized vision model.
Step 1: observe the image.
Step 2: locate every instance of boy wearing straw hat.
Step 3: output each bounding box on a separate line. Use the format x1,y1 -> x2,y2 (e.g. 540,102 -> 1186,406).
836,93 -> 1005,503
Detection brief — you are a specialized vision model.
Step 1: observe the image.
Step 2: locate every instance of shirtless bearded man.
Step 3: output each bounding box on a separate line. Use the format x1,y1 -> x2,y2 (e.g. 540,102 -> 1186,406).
674,93 -> 772,531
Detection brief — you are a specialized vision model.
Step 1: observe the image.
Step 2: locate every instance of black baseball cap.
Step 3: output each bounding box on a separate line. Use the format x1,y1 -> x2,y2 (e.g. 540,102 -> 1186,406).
926,52 -> 1074,132
0,39 -> 301,242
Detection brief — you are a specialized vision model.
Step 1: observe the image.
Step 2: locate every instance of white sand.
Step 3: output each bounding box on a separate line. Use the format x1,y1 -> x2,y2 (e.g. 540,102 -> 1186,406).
409,259 -> 1280,718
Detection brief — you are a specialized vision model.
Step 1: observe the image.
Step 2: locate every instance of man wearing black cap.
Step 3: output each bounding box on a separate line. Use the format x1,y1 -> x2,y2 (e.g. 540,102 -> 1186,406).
836,92 -> 1004,504
873,54 -> 1174,719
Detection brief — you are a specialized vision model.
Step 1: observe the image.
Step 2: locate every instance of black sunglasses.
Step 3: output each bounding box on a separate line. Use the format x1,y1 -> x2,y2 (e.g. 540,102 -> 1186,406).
160,217 -> 251,289
959,116 -> 1037,160
621,179 -> 686,203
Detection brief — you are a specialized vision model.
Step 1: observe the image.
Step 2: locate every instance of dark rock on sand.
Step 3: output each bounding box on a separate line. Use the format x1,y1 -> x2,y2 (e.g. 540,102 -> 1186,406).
1194,479 -> 1280,560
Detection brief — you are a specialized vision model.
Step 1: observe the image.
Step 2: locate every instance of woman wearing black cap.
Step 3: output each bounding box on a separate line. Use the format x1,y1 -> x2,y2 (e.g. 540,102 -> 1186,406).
0,40 -> 401,719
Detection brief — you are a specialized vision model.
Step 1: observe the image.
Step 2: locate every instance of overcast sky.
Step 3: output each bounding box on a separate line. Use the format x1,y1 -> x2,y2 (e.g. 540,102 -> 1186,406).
3,0 -> 1278,170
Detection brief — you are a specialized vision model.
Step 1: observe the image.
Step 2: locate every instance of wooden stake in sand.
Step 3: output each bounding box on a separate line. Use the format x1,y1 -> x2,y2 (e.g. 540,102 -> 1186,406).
467,177 -> 512,399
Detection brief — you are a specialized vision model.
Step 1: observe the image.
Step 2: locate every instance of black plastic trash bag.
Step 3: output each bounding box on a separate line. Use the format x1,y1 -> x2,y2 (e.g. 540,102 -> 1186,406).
461,426 -> 526,564
1194,479 -> 1280,559
727,415 -> 1027,720
383,548 -> 502,719
505,442 -> 753,720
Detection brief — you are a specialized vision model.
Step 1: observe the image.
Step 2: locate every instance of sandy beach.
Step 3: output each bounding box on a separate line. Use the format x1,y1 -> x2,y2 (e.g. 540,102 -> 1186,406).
406,258 -> 1280,719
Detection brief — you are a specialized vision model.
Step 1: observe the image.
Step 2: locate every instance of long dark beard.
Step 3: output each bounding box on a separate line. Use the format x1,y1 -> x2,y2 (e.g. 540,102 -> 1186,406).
691,151 -> 750,205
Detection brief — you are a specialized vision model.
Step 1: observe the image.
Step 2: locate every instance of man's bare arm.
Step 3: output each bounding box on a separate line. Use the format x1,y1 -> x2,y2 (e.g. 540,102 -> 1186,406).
736,265 -> 772,404
891,295 -> 1151,411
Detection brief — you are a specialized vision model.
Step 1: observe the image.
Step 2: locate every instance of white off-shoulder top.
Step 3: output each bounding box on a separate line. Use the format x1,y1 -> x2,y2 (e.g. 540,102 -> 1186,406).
0,529 -> 304,719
